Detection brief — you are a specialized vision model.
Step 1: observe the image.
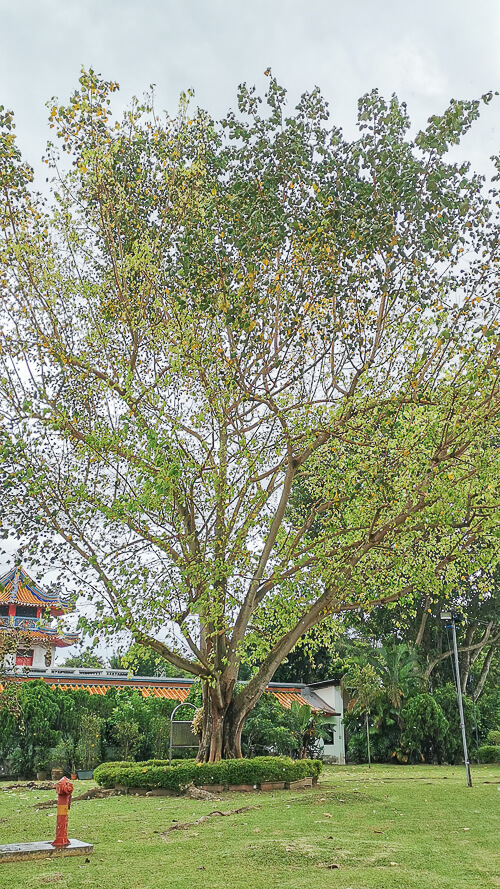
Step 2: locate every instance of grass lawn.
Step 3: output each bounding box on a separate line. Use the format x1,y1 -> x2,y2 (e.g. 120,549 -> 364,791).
0,763 -> 498,889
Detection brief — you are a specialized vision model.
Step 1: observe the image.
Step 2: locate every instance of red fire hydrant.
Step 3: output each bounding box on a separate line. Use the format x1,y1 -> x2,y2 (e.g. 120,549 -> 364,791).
52,777 -> 73,847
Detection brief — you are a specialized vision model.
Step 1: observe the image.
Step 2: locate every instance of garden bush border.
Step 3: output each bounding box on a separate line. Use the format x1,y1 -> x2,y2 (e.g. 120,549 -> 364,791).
94,756 -> 321,794
477,745 -> 500,763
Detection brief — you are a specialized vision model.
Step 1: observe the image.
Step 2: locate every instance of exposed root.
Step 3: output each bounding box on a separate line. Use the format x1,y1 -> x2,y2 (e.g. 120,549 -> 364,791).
4,781 -> 56,791
182,782 -> 219,800
36,787 -> 117,808
163,805 -> 261,834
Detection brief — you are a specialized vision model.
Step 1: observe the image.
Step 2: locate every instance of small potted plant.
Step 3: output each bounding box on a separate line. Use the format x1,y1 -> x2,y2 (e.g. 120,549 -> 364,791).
50,739 -> 69,780
34,751 -> 49,782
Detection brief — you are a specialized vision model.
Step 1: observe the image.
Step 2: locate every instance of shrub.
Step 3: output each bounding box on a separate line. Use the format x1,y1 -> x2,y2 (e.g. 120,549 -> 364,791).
113,721 -> 140,760
76,713 -> 102,770
401,694 -> 448,763
93,755 -> 321,792
477,745 -> 500,763
241,694 -> 298,757
433,684 -> 475,764
486,730 -> 500,746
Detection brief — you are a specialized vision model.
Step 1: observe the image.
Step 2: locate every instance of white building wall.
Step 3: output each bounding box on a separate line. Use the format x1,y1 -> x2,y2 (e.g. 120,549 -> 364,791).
31,644 -> 55,670
311,684 -> 343,715
305,682 -> 346,764
320,715 -> 345,763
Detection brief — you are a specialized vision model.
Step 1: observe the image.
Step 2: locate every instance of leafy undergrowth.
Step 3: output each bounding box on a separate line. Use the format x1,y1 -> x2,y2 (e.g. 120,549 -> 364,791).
0,764 -> 498,889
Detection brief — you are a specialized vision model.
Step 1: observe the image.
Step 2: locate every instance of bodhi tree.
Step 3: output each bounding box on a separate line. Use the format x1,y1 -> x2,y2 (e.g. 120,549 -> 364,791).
0,70 -> 499,760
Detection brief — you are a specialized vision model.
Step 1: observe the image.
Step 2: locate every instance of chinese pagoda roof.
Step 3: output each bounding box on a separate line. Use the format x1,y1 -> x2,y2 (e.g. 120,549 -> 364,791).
0,566 -> 73,611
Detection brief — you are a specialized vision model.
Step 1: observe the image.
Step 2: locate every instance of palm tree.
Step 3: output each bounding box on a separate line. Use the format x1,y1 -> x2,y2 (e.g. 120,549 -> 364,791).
368,644 -> 421,717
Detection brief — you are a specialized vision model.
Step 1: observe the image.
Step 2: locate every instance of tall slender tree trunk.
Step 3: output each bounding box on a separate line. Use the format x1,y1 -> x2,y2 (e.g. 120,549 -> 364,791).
473,645 -> 496,701
366,711 -> 371,768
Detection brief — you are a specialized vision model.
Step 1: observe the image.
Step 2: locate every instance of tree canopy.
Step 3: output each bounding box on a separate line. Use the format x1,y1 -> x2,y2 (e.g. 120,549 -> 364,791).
0,70 -> 499,759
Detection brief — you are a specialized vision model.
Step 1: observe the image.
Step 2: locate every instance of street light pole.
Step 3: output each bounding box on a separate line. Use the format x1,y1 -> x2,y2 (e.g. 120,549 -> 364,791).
441,611 -> 472,788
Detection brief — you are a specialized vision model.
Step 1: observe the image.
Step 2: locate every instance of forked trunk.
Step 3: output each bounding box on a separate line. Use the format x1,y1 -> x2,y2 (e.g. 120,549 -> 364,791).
196,683 -> 247,762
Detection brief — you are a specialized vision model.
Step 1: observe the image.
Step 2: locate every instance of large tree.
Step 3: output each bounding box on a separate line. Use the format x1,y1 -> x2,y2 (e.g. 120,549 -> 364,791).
0,71 -> 499,759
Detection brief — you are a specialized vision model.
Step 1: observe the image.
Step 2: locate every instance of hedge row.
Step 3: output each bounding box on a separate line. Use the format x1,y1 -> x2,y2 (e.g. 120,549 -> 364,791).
94,756 -> 322,791
477,745 -> 500,763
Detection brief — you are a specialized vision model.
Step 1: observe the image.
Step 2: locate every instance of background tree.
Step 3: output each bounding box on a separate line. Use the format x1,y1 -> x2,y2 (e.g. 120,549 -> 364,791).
0,627 -> 33,719
109,642 -> 190,677
1,72 -> 499,760
433,683 -> 476,763
337,569 -> 500,697
401,694 -> 449,763
63,651 -> 106,669
344,663 -> 384,766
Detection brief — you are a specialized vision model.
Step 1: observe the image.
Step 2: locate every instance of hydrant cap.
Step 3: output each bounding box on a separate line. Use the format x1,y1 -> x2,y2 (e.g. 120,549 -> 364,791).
57,777 -> 74,795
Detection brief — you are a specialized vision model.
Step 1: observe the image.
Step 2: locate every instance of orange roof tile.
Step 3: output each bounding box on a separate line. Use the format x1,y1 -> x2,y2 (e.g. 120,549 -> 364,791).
140,687 -> 190,700
10,674 -> 323,712
271,690 -> 311,709
49,681 -> 191,700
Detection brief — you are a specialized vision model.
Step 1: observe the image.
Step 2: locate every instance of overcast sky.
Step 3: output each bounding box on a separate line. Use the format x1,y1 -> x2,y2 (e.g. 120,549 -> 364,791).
1,0 -> 500,178
1,0 -> 499,658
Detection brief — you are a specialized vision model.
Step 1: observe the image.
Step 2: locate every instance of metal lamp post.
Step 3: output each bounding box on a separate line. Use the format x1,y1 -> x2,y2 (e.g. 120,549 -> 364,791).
440,610 -> 472,787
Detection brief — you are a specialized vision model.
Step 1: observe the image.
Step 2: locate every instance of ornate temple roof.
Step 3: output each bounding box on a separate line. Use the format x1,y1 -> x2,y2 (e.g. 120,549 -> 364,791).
0,566 -> 73,611
26,627 -> 80,648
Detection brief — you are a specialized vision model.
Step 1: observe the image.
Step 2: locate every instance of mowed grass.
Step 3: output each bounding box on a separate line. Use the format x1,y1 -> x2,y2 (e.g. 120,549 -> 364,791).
0,764 -> 499,889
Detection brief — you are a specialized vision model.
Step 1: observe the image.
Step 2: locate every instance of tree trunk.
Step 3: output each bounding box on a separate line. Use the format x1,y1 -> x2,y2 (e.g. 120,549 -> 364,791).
473,644 -> 496,701
366,711 -> 371,768
196,682 -> 248,761
415,601 -> 429,647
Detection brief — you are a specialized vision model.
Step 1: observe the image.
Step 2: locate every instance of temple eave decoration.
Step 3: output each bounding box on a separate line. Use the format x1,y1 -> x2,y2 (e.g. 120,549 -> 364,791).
0,565 -> 79,666
0,565 -> 74,611
29,629 -> 80,648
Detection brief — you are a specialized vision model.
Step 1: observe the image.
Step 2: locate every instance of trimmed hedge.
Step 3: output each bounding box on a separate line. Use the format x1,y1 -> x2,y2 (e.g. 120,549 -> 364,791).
94,756 -> 322,792
486,730 -> 500,746
477,745 -> 500,763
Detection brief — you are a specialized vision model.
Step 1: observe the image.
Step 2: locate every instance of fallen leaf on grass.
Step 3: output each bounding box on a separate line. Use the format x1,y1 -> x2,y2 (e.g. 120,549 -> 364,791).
327,863 -> 340,869
323,812 -> 332,817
